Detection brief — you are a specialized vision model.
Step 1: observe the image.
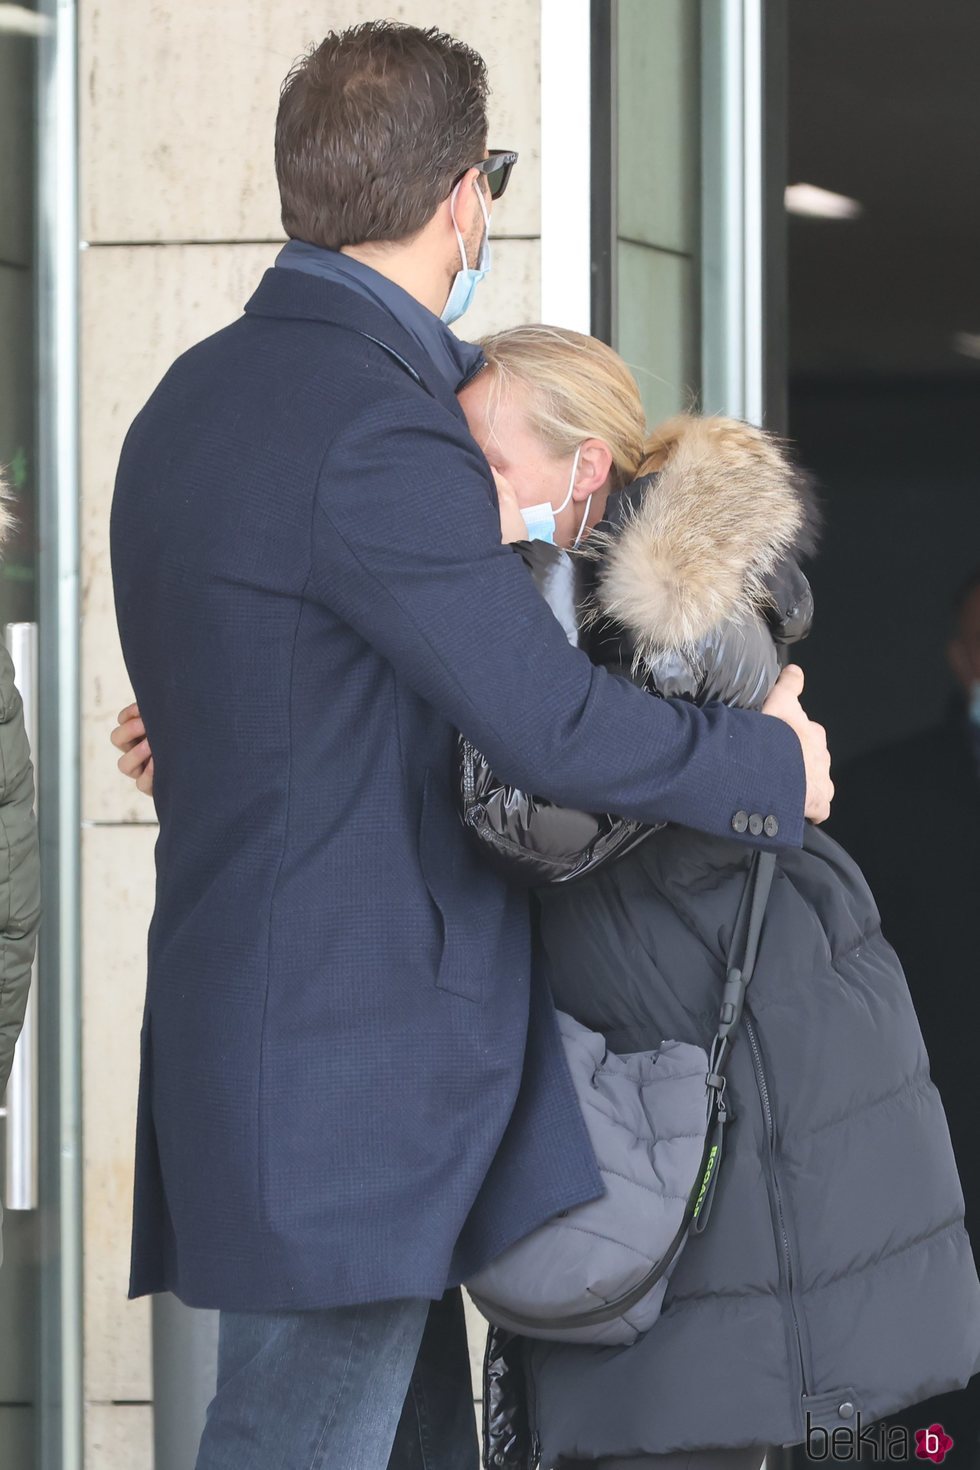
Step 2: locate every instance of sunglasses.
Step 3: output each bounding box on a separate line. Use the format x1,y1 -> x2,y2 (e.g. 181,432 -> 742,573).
455,149 -> 519,202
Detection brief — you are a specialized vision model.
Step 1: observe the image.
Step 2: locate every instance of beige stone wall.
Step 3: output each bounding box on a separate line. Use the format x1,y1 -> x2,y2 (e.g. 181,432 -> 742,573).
79,3 -> 541,1463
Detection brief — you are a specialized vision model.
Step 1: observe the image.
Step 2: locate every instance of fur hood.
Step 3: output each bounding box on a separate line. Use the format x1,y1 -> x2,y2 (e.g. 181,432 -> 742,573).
590,415 -> 817,663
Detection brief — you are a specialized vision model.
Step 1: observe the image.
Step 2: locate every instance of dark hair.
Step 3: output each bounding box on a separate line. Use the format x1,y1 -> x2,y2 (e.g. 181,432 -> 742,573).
275,22 -> 489,251
952,566 -> 980,623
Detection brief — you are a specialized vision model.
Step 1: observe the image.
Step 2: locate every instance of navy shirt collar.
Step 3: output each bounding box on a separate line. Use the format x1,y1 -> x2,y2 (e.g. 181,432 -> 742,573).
276,240 -> 485,394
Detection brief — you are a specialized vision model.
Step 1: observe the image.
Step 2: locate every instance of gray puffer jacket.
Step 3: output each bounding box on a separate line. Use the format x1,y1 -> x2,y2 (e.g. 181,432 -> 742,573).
460,417 -> 980,1464
0,641 -> 38,1096
0,488 -> 42,1262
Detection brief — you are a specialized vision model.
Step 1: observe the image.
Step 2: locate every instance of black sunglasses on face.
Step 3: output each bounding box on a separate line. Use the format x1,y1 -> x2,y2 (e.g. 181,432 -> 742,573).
456,149 -> 519,201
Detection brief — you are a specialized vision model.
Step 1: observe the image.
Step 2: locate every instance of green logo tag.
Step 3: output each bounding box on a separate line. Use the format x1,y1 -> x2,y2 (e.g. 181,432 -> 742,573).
692,1144 -> 719,1219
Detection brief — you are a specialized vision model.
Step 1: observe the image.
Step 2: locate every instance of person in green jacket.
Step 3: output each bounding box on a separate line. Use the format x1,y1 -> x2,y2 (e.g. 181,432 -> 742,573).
0,477 -> 42,1264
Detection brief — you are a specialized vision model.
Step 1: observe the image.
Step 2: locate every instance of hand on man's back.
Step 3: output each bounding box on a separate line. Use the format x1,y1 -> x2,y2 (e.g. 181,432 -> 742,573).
111,703 -> 155,796
762,664 -> 833,824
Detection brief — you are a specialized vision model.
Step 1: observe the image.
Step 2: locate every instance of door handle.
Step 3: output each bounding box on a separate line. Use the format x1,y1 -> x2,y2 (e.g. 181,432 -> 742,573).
1,622 -> 40,1210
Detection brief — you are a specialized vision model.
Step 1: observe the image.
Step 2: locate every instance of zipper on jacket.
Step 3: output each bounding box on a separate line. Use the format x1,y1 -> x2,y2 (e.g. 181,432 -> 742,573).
744,1011 -> 812,1399
459,355 -> 489,390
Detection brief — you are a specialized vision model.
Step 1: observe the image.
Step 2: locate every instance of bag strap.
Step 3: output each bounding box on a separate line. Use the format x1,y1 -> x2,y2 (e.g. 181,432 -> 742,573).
692,848 -> 776,1233
601,849 -> 777,1060
707,848 -> 776,1079
468,851 -> 778,1335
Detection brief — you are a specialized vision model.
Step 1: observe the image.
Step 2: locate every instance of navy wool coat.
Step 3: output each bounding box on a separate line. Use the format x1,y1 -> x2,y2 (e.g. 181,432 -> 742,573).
110,267 -> 806,1311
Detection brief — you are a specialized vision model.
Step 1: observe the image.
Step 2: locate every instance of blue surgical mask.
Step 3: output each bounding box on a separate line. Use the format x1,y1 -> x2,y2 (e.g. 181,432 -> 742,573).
441,179 -> 491,326
521,446 -> 593,550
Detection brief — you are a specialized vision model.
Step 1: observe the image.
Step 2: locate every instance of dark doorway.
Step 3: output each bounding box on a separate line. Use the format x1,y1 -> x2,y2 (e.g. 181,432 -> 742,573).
786,2 -> 980,1463
787,0 -> 980,763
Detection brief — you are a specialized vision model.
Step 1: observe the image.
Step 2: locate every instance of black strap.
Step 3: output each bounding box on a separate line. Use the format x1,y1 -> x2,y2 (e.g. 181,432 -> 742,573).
602,850 -> 776,1059
692,849 -> 776,1232
469,851 -> 778,1333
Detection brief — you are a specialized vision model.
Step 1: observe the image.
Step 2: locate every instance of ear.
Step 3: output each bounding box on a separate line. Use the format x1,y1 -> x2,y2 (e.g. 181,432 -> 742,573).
450,167 -> 487,235
574,438 -> 614,499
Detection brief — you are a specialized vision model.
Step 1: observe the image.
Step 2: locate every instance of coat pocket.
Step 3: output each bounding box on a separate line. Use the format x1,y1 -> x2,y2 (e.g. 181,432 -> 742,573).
418,768 -> 487,1004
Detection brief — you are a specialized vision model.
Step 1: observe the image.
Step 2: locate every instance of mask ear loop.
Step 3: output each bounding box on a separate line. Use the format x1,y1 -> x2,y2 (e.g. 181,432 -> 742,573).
572,493 -> 593,551
557,445 -> 593,551
553,445 -> 582,516
473,183 -> 491,267
450,177 -> 491,272
449,181 -> 468,272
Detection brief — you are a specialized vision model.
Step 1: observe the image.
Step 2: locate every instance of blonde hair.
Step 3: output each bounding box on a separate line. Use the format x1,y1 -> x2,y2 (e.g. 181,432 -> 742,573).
477,324 -> 672,489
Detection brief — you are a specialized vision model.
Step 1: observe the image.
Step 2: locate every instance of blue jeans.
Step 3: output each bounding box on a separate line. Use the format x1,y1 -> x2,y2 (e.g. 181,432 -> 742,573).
195,1291 -> 480,1470
390,1288 -> 482,1470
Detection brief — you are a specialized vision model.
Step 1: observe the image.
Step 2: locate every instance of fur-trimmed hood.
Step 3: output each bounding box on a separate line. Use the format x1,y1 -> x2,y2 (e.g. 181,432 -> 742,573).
590,415 -> 817,662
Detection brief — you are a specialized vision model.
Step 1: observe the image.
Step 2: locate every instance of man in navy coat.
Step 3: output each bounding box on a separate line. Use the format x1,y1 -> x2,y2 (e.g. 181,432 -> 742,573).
110,21 -> 832,1469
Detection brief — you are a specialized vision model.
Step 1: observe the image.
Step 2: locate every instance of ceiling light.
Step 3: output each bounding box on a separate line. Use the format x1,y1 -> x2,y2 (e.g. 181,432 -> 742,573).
785,184 -> 862,220
0,5 -> 52,35
952,332 -> 980,361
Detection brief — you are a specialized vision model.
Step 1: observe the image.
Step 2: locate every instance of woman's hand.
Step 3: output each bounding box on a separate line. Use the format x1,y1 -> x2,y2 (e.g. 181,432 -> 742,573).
110,702 -> 155,797
493,468 -> 529,544
762,665 -> 833,824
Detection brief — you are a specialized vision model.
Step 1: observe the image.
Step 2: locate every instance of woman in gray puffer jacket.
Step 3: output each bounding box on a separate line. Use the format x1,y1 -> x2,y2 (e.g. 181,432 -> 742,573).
457,407 -> 980,1469
0,478 -> 42,1265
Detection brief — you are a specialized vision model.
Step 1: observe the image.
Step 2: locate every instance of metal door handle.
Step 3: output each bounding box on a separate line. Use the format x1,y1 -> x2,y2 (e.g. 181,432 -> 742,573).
2,622 -> 39,1210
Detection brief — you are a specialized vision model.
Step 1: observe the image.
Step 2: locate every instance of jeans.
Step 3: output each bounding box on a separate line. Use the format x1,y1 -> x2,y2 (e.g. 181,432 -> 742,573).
195,1296 -> 431,1470
195,1290 -> 481,1470
389,1288 -> 481,1470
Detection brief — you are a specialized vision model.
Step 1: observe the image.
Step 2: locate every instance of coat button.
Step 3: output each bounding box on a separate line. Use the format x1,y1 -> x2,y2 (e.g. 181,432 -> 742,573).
764,815 -> 779,838
838,1401 -> 855,1419
748,814 -> 764,836
731,811 -> 749,833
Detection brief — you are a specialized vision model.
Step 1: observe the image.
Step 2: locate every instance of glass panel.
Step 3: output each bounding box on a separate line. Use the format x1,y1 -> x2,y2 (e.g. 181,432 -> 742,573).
617,0 -> 699,256
613,0 -> 702,421
594,1 -> 770,424
699,0 -> 774,425
615,244 -> 698,425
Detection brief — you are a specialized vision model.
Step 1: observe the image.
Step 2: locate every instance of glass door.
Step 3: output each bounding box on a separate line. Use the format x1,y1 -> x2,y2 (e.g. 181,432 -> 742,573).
0,2 -> 81,1466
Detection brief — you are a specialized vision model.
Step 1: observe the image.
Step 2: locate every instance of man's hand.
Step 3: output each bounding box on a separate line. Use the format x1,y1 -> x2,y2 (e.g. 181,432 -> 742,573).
492,468 -> 530,544
110,702 -> 155,797
762,665 -> 833,824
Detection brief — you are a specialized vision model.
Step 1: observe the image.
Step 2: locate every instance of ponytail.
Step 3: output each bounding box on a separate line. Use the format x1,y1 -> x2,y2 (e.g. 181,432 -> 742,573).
634,417 -> 692,480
